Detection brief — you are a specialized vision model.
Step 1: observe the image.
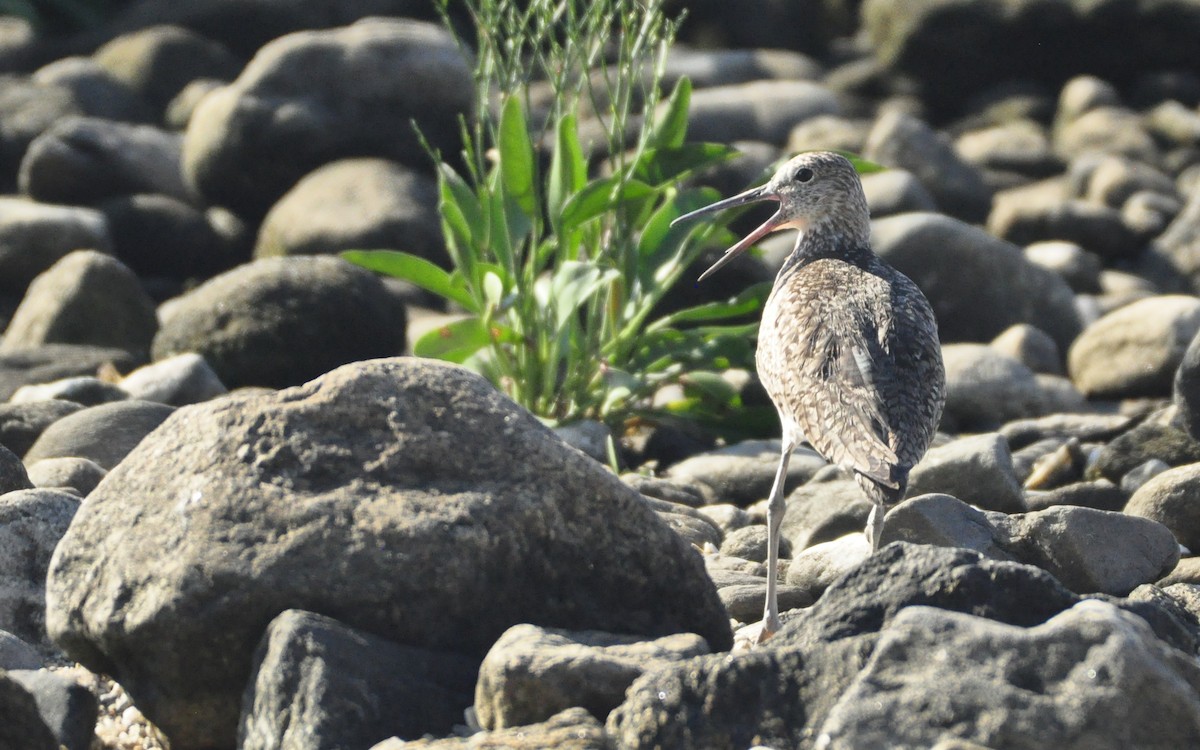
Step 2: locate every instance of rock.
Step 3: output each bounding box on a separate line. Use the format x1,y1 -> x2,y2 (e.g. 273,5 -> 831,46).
816,601 -> 1200,749
655,508 -> 721,549
665,47 -> 823,90
0,400 -> 84,456
1154,187 -> 1200,291
1000,412 -> 1131,451
93,25 -> 243,112
784,533 -> 871,598
23,400 -> 174,470
30,57 -> 154,126
871,213 -> 1081,350
0,76 -> 129,192
255,158 -> 444,263
8,376 -> 128,407
664,441 -> 828,507
0,250 -> 157,357
117,352 -> 226,406
100,194 -> 249,282
908,433 -> 1025,513
989,323 -> 1064,376
45,359 -> 732,749
0,345 -> 139,402
1018,437 -> 1086,489
954,119 -> 1060,178
1124,190 -> 1184,241
719,525 -> 791,563
0,670 -> 57,750
1024,479 -> 1127,513
881,493 -> 1014,559
0,489 -> 78,648
0,442 -> 31,494
863,110 -> 992,222
0,630 -> 41,670
997,505 -> 1180,596
1068,295 -> 1200,398
622,475 -> 707,509
989,180 -> 1138,260
859,168 -> 937,217
1082,155 -> 1177,210
1056,106 -> 1160,164
1176,328 -> 1200,441
1126,464 -> 1200,551
182,19 -> 471,218
684,80 -> 839,146
7,668 -> 98,750
1122,459 -> 1171,494
239,609 -> 477,748
941,344 -> 1050,432
25,458 -> 105,496
718,583 -> 813,624
785,115 -> 871,156
375,707 -> 606,750
1056,76 -> 1121,127
610,544 -> 1078,748
153,255 -> 405,389
476,623 -> 710,731
695,503 -> 751,533
1090,421 -> 1200,485
0,199 -> 111,296
779,478 -> 872,553
1023,241 -> 1102,295
18,117 -> 190,205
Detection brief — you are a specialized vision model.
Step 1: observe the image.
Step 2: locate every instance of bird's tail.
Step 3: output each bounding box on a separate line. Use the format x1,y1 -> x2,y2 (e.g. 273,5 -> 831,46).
855,467 -> 908,510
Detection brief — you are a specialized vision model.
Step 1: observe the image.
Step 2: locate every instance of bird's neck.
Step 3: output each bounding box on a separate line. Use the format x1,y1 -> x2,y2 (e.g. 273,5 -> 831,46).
780,217 -> 874,274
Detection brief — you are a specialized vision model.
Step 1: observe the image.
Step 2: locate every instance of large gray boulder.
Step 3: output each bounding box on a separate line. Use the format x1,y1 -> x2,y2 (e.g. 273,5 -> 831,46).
0,199 -> 111,296
45,359 -> 731,749
182,18 -> 471,217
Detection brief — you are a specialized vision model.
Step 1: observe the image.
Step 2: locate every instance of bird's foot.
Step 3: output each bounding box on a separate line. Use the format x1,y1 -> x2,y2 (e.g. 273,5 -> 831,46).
733,615 -> 781,650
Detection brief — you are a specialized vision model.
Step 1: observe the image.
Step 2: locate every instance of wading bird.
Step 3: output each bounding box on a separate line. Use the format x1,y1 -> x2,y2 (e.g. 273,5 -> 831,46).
672,151 -> 945,640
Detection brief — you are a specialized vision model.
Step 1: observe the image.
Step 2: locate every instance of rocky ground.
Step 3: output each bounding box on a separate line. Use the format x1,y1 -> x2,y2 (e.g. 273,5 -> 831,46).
2,0 -> 1200,748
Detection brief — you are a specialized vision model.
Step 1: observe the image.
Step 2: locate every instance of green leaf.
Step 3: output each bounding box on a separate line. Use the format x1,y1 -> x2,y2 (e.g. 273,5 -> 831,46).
652,282 -> 771,327
341,250 -> 478,313
550,261 -> 620,333
648,76 -> 691,150
548,113 -> 586,231
634,143 -> 739,187
681,370 -> 738,406
833,150 -> 886,175
413,317 -> 492,363
499,95 -> 537,217
560,177 -> 655,234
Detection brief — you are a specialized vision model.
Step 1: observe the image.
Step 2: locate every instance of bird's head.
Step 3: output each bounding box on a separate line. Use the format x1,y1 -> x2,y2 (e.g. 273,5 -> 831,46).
672,151 -> 870,281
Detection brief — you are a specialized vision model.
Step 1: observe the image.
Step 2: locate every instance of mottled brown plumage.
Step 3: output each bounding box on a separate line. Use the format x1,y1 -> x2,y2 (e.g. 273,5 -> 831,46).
673,151 -> 945,641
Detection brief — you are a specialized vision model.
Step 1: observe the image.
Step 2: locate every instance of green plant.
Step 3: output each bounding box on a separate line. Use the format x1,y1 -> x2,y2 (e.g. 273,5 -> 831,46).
345,0 -> 773,433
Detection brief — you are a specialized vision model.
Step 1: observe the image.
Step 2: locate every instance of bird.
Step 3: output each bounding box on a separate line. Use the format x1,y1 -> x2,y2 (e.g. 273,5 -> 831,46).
671,151 -> 945,641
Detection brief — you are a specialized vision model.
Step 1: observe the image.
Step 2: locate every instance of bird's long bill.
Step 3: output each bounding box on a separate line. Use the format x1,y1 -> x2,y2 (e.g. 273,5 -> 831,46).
669,185 -> 781,282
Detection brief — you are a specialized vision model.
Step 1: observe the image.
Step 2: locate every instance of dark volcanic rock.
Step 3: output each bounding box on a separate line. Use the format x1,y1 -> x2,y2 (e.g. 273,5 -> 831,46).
45,359 -> 732,749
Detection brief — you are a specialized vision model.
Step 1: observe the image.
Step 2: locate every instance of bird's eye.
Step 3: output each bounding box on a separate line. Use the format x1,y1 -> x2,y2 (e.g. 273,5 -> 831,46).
796,168 -> 814,183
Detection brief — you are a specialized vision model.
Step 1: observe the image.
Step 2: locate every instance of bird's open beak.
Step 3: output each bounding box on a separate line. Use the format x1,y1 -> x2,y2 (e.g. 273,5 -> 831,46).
670,185 -> 782,281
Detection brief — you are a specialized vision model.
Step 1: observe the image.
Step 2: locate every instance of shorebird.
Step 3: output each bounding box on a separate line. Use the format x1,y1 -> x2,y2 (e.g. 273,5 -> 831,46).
672,151 -> 945,640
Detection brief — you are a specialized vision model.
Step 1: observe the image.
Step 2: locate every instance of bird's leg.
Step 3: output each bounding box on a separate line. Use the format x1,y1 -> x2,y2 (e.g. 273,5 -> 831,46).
865,500 -> 884,552
761,437 -> 795,641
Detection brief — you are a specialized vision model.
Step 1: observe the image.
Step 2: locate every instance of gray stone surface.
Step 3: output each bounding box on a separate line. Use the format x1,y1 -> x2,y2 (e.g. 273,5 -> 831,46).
8,668 -> 98,750
0,489 -> 78,649
25,457 -> 105,497
871,213 -> 1081,350
373,707 -> 607,750
908,433 -> 1025,513
45,359 -> 731,749
152,255 -> 406,390
117,352 -> 226,406
23,400 -> 173,470
182,18 -> 471,217
0,250 -> 157,357
254,158 -> 443,265
1126,463 -> 1200,551
0,442 -> 31,495
0,199 -> 111,296
475,624 -> 710,731
0,399 -> 84,457
0,670 -> 57,750
239,609 -> 477,749
1069,295 -> 1200,398
817,602 -> 1200,749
